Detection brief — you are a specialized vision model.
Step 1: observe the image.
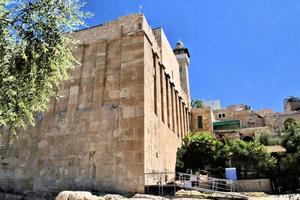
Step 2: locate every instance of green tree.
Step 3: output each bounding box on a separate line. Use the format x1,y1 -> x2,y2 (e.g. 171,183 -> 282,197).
226,139 -> 276,179
191,99 -> 204,109
176,132 -> 276,179
282,120 -> 300,154
0,0 -> 91,141
176,132 -> 228,176
280,120 -> 300,176
257,130 -> 282,146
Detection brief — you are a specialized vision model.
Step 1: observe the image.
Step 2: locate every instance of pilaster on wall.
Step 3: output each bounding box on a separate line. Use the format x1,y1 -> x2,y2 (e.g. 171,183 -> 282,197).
143,22 -> 184,186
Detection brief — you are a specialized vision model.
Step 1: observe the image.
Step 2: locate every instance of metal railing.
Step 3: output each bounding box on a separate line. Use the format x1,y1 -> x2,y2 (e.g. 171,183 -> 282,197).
144,172 -> 176,195
177,172 -> 235,192
144,171 -> 237,195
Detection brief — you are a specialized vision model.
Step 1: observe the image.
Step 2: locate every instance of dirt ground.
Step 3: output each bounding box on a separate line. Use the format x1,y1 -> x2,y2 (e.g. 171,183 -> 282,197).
248,195 -> 299,200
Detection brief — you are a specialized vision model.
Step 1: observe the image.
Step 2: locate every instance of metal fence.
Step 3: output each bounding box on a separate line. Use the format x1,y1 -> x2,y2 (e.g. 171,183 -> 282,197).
144,171 -> 237,195
144,172 -> 176,195
177,172 -> 235,192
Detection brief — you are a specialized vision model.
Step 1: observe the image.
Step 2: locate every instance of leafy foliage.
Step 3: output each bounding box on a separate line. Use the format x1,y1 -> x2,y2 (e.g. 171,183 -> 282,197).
176,132 -> 224,172
225,139 -> 276,178
280,120 -> 300,176
282,120 -> 300,154
0,0 -> 91,141
258,130 -> 282,146
191,99 -> 204,109
177,121 -> 300,179
176,132 -> 276,178
255,120 -> 300,178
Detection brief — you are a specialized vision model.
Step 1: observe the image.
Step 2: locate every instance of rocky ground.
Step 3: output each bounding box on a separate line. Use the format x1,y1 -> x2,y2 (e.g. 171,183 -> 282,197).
249,195 -> 300,200
1,190 -> 299,200
54,190 -> 300,200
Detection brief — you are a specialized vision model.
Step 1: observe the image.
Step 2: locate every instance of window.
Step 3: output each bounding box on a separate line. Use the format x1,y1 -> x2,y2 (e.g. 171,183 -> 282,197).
182,103 -> 186,133
165,75 -> 170,128
176,93 -> 179,135
218,113 -> 226,118
198,116 -> 203,129
160,66 -> 164,122
179,99 -> 183,137
138,23 -> 142,29
171,85 -> 175,131
153,53 -> 157,115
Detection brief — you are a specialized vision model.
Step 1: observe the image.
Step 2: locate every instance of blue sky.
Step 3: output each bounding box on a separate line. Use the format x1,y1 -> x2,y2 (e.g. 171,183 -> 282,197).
83,0 -> 300,112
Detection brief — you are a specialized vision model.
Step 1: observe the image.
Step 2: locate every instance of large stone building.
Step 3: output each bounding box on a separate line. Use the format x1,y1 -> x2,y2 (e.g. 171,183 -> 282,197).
0,14 -> 191,195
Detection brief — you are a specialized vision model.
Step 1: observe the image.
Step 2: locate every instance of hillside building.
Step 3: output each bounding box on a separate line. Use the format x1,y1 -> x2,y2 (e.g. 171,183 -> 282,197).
191,99 -> 300,140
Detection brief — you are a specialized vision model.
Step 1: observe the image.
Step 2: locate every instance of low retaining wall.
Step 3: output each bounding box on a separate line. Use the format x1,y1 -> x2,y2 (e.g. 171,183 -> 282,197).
235,179 -> 271,193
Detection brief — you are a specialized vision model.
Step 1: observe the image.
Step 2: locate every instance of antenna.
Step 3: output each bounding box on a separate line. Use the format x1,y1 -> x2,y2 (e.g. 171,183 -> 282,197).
139,5 -> 143,14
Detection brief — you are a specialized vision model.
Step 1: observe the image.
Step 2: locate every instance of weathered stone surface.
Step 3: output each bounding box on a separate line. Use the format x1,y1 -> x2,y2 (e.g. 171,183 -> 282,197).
132,194 -> 168,200
211,192 -> 248,200
55,191 -> 104,200
291,195 -> 300,200
103,194 -> 127,200
191,107 -> 214,132
174,189 -> 210,199
0,13 -> 191,195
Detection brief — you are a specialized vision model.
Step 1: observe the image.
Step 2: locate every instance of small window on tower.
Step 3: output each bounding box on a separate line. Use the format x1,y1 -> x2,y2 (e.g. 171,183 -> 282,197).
138,23 -> 142,30
198,116 -> 203,129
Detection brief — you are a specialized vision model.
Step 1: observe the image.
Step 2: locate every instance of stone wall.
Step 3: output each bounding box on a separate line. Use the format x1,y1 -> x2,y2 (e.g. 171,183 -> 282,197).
212,109 -> 265,129
0,14 -> 146,194
235,179 -> 271,193
191,107 -> 213,132
284,97 -> 300,112
143,26 -> 190,185
264,111 -> 300,132
215,126 -> 271,140
0,14 -> 191,195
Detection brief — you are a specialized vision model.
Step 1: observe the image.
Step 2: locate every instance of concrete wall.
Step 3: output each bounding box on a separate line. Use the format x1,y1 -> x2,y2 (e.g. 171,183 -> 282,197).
235,179 -> 271,193
0,14 -> 191,195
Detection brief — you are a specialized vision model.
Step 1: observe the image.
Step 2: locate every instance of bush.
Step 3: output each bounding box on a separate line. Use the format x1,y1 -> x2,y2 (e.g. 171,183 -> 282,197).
176,132 -> 276,179
258,131 -> 282,146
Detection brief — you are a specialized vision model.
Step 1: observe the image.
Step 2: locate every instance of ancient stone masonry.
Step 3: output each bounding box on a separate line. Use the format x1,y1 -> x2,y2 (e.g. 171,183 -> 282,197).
0,14 -> 191,195
284,96 -> 300,112
191,107 -> 214,133
191,100 -> 300,140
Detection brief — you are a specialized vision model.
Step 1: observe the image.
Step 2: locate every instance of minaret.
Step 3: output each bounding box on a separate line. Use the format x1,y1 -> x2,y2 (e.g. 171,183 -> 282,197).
173,40 -> 191,104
